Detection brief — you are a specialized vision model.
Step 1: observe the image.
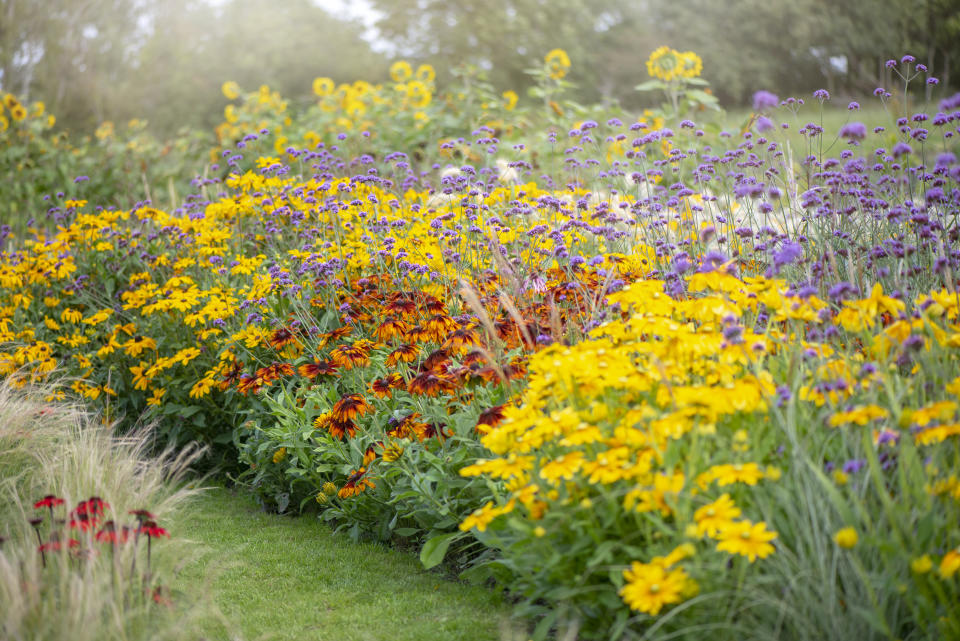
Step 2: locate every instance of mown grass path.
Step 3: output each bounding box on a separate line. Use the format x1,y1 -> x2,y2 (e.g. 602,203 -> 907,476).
172,488 -> 514,641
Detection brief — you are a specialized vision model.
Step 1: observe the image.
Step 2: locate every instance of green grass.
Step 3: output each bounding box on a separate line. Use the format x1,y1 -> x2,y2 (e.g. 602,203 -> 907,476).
171,487 -> 518,641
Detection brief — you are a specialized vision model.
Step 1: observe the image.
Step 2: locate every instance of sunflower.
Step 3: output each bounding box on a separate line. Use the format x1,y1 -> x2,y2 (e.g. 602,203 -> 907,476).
221,81 -> 240,100
415,64 -> 435,84
544,48 -> 571,79
312,77 -> 335,97
389,61 -> 413,83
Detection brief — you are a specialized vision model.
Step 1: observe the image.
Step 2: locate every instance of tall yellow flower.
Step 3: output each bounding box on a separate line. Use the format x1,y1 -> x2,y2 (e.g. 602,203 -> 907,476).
502,90 -> 519,111
390,60 -> 413,82
221,81 -> 241,100
312,77 -> 335,97
545,48 -> 571,79
415,64 -> 435,84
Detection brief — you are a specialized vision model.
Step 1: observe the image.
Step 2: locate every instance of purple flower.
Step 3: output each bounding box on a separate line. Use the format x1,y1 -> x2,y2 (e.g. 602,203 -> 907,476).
753,90 -> 779,111
885,59 -> 897,69
892,141 -> 912,158
771,241 -> 802,275
939,92 -> 960,111
839,122 -> 867,141
847,101 -> 860,110
828,281 -> 858,301
842,459 -> 866,474
813,89 -> 830,101
698,250 -> 729,273
755,116 -> 774,133
901,54 -> 915,64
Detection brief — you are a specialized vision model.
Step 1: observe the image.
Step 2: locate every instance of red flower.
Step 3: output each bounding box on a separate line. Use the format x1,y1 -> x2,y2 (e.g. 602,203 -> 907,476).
69,516 -> 100,532
139,521 -> 170,538
72,496 -> 109,517
34,495 -> 65,510
128,509 -> 156,520
39,539 -> 80,552
95,521 -> 132,544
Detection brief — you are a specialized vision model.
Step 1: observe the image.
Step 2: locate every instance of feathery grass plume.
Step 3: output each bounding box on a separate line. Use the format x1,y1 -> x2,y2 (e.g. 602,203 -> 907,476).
0,378 -> 217,641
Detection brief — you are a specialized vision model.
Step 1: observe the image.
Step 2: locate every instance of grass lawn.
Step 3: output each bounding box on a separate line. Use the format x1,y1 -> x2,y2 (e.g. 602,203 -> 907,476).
171,487 -> 518,641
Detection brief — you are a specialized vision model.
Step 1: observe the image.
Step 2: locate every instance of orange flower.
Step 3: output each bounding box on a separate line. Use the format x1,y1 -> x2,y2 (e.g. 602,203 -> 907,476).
407,372 -> 456,397
371,373 -> 405,398
338,467 -> 376,498
297,359 -> 338,379
386,344 -> 418,366
330,343 -> 371,369
268,327 -> 298,350
331,393 -> 372,422
376,317 -> 410,343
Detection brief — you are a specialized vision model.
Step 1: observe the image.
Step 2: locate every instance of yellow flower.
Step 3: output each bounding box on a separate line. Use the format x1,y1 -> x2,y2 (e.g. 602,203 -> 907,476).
694,494 -> 741,537
620,561 -> 689,615
828,405 -> 890,427
389,60 -> 413,82
147,388 -> 166,406
221,81 -> 240,100
711,463 -> 765,487
406,81 -> 432,109
312,77 -> 335,97
545,48 -> 571,79
122,335 -> 157,357
382,443 -> 404,462
415,64 -> 435,84
678,51 -> 703,79
716,520 -> 777,562
940,549 -> 960,578
647,46 -> 681,82
833,527 -> 858,549
911,555 -> 933,574
322,482 -> 338,496
502,90 -> 518,111
459,500 -> 515,532
273,447 -> 287,463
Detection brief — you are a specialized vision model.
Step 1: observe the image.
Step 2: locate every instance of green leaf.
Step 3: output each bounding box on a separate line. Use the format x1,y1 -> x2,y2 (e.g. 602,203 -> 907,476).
634,80 -> 666,92
419,532 -> 460,569
393,527 -> 420,537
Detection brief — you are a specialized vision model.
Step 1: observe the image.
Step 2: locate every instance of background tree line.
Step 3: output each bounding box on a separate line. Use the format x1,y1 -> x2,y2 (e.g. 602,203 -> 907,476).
1,0 -> 957,137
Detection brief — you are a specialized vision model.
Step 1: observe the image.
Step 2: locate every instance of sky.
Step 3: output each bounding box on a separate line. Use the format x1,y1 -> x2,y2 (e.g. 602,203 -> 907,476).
313,0 -> 393,54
